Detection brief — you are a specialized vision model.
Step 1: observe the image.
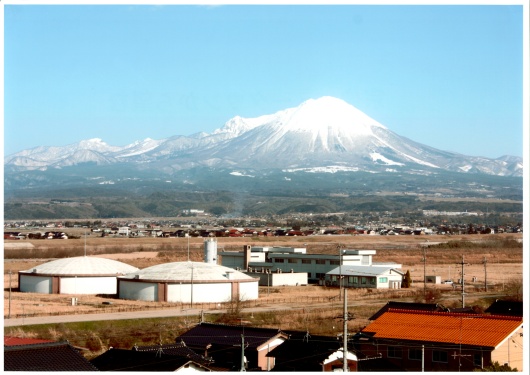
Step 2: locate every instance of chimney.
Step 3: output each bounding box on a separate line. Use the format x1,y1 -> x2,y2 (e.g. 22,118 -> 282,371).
243,245 -> 251,270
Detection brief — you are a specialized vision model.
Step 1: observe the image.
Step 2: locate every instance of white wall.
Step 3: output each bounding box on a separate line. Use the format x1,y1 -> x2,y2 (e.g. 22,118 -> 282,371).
239,281 -> 259,300
19,275 -> 51,293
167,282 -> 231,303
119,281 -> 157,301
60,276 -> 117,294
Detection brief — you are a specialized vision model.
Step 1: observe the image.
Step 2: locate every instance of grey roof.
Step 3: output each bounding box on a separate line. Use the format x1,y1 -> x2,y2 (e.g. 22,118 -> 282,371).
327,265 -> 404,277
19,256 -> 138,276
5,340 -> 98,371
120,261 -> 258,282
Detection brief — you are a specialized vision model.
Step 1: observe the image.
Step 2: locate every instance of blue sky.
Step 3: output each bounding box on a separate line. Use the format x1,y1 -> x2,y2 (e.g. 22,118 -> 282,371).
3,3 -> 526,158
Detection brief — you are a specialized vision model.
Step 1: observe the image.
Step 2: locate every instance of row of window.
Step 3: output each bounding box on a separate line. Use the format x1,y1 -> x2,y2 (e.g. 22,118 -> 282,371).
331,275 -> 377,285
388,346 -> 448,363
387,346 -> 482,366
273,258 -> 336,265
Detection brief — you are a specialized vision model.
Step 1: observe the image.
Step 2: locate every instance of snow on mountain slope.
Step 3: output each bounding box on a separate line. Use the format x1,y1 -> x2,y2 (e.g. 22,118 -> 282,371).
114,138 -> 165,158
4,97 -> 523,177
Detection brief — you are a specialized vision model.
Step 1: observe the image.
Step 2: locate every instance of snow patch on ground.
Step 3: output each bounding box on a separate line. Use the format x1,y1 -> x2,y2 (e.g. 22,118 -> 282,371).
370,152 -> 404,166
230,171 -> 255,178
283,166 -> 360,173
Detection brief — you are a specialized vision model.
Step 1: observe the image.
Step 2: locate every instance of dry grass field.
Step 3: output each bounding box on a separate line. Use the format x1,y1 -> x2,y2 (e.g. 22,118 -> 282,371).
3,233 -> 523,355
4,233 -> 523,318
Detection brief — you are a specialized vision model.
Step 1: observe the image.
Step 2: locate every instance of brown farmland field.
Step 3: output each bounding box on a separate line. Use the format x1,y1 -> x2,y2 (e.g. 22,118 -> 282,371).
4,233 -> 523,354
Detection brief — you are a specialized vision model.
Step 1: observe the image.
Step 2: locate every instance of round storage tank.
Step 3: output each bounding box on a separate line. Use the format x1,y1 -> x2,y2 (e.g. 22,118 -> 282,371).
118,261 -> 259,303
18,256 -> 139,295
204,238 -> 217,264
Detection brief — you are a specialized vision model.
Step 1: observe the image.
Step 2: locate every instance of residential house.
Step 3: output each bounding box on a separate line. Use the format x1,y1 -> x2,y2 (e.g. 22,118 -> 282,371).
485,300 -> 523,317
355,309 -> 523,372
176,322 -> 288,371
266,331 -> 358,372
4,339 -> 97,371
90,342 -> 213,372
368,301 -> 451,320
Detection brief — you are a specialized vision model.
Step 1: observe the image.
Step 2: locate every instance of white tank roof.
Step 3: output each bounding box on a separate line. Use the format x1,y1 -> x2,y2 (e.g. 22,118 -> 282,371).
121,261 -> 256,282
20,256 -> 138,276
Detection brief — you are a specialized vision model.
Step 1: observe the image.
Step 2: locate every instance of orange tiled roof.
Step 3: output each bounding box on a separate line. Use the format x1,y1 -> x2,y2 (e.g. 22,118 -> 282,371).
4,336 -> 55,346
361,309 -> 522,348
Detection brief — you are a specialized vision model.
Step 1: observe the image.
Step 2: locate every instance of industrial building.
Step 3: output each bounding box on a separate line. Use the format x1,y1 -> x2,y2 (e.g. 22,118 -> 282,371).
117,261 -> 259,303
325,265 -> 404,289
18,256 -> 139,294
219,245 -> 396,284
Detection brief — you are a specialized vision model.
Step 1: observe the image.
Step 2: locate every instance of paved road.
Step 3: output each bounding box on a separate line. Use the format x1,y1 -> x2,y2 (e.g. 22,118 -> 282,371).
4,303 -> 303,327
4,308 -> 216,327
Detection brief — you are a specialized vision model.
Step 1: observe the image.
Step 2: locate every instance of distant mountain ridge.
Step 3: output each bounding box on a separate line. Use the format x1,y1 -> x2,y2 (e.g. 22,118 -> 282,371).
4,96 -> 523,177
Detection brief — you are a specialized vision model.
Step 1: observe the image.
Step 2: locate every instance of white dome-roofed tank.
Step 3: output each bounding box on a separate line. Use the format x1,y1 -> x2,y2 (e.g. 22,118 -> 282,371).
18,256 -> 139,295
204,238 -> 218,264
118,261 -> 259,303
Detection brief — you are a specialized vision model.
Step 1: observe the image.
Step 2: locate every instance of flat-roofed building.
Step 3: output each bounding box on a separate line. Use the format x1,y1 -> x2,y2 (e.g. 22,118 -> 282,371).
219,246 -> 389,283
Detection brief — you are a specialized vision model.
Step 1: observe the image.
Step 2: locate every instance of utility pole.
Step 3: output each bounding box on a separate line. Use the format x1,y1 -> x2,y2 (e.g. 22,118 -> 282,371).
342,285 -> 348,372
335,285 -> 353,372
240,334 -> 246,371
338,245 -> 343,301
423,247 -> 427,300
457,255 -> 469,308
482,256 -> 488,292
8,270 -> 12,319
422,344 -> 424,372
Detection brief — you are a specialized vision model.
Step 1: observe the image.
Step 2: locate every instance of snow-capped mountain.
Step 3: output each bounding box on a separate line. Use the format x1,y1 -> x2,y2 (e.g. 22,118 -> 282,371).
4,96 -> 523,177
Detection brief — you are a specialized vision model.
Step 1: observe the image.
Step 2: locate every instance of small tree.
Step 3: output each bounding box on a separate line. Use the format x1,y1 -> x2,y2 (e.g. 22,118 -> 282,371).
402,270 -> 412,288
473,361 -> 518,372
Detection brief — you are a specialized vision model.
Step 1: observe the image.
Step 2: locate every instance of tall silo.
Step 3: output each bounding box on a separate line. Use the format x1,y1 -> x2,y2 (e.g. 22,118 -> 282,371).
204,238 -> 218,264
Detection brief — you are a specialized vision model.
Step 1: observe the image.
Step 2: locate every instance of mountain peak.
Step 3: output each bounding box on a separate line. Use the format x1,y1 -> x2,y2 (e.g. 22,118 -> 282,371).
277,96 -> 386,136
4,97 -> 523,177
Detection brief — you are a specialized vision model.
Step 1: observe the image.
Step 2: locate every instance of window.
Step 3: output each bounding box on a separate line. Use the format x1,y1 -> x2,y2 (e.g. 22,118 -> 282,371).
316,273 -> 326,279
352,276 -> 358,284
387,346 -> 402,359
330,260 -> 340,265
348,276 -> 356,284
301,259 -> 312,264
361,277 -> 367,284
409,348 -> 422,361
432,350 -> 448,363
473,353 -> 483,368
316,259 -> 326,265
288,258 -> 297,264
379,277 -> 388,283
274,258 -> 285,263
370,277 -> 376,285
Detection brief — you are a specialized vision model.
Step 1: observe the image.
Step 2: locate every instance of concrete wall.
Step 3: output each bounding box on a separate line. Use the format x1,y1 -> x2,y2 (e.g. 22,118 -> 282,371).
119,280 -> 158,301
19,275 -> 51,293
60,276 -> 118,294
491,326 -> 524,371
238,280 -> 259,300
119,280 -> 259,303
248,272 -> 308,286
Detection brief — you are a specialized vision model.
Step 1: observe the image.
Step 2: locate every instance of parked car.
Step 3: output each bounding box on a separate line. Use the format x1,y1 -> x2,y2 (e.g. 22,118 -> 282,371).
442,280 -> 453,285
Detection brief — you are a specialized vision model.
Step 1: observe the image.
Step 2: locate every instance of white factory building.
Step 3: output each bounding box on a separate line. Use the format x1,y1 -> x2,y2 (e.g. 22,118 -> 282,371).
219,245 -> 396,284
117,238 -> 259,303
117,261 -> 259,303
326,265 -> 404,289
18,256 -> 139,295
